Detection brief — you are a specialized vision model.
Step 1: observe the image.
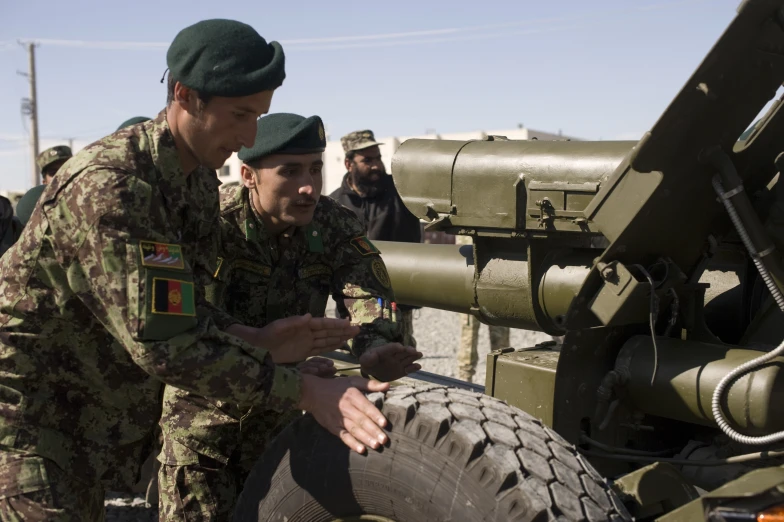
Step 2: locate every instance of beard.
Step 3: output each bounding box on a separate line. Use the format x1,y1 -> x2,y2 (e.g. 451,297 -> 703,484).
349,169 -> 384,197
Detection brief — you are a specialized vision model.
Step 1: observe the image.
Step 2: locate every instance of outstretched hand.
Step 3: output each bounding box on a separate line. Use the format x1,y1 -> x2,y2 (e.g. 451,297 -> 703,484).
299,374 -> 390,454
359,343 -> 422,382
227,316 -> 359,364
297,356 -> 337,377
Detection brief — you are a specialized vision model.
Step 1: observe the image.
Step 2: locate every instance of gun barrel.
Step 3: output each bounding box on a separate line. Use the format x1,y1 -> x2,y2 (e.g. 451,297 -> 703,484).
377,240 -> 592,334
376,241 -> 474,313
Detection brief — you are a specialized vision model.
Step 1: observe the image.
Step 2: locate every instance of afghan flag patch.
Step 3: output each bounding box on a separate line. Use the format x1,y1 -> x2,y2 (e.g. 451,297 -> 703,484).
350,236 -> 381,256
140,241 -> 185,270
151,277 -> 196,316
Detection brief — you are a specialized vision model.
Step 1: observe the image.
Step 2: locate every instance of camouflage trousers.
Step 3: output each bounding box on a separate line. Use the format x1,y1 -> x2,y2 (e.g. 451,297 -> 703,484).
0,451 -> 105,522
400,309 -> 417,348
158,388 -> 303,522
457,314 -> 510,382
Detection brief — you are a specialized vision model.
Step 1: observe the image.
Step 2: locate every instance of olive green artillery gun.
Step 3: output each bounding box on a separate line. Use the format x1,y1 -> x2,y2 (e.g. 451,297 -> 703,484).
235,1 -> 784,520
373,0 -> 784,518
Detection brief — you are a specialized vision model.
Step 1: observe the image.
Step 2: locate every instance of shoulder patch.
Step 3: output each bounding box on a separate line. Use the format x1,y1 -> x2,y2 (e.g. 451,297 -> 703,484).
371,258 -> 391,289
151,277 -> 196,316
140,241 -> 185,270
234,259 -> 271,277
350,236 -> 381,256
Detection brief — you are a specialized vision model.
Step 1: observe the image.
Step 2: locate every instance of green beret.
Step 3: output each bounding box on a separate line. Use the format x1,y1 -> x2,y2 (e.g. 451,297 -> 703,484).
238,113 -> 326,164
167,19 -> 285,97
16,185 -> 46,226
117,116 -> 151,131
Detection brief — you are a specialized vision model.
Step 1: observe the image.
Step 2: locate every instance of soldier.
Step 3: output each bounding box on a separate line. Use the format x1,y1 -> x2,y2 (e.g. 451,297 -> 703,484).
0,19 -> 391,520
118,116 -> 152,130
35,144 -> 72,184
13,184 -> 46,227
454,234 -> 510,382
329,130 -> 422,347
157,113 -> 423,521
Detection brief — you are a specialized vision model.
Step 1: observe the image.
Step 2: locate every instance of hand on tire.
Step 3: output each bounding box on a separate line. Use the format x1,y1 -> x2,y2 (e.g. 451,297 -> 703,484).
297,357 -> 337,377
359,343 -> 422,382
247,315 -> 359,364
299,374 -> 390,454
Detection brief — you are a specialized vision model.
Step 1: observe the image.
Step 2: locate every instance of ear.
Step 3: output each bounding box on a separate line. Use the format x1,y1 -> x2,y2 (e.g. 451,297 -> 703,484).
344,157 -> 352,171
174,82 -> 194,109
240,164 -> 256,189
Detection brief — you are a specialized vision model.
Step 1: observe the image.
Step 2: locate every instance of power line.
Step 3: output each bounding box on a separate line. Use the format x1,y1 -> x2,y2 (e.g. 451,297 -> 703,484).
5,0 -> 704,51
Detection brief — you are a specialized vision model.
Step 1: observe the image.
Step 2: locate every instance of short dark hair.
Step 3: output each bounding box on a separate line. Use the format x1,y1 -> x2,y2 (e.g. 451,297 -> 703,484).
345,150 -> 357,162
166,74 -> 212,107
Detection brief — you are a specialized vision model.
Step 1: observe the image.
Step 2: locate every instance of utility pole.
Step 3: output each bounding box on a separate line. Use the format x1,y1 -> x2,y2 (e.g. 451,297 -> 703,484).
19,41 -> 40,187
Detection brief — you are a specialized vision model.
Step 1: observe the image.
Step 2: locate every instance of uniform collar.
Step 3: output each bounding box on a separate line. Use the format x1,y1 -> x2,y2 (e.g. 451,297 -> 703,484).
239,186 -> 323,253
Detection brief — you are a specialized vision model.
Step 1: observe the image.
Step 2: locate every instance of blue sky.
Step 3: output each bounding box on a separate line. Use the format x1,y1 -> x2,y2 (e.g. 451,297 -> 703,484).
0,0 -> 743,191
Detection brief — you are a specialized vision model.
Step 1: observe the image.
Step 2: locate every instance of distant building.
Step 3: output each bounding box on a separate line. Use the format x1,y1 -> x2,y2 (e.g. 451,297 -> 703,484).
217,126 -> 579,196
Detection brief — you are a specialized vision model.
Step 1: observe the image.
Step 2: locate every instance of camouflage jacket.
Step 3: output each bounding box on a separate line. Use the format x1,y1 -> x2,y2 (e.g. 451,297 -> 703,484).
0,111 -> 301,489
209,184 -> 402,356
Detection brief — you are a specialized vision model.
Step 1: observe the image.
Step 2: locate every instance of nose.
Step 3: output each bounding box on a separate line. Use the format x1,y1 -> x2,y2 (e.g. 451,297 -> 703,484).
299,182 -> 314,196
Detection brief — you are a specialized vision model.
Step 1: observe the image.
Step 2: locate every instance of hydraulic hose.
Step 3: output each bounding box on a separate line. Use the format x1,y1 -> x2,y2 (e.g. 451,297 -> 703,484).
711,175 -> 784,445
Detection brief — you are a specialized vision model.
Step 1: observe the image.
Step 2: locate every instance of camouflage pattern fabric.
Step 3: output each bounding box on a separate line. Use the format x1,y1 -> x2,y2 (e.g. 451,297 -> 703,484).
0,110 -> 302,503
158,184 -> 402,521
399,309 -> 417,349
0,452 -> 105,522
340,129 -> 383,153
34,145 -> 72,173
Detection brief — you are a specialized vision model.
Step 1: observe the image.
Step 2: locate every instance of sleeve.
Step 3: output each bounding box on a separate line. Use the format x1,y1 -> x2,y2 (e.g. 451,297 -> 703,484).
330,225 -> 403,357
199,218 -> 239,330
52,171 -> 300,412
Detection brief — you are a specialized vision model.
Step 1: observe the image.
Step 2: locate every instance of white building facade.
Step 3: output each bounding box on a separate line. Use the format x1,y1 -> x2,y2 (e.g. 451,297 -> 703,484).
217,126 -> 576,196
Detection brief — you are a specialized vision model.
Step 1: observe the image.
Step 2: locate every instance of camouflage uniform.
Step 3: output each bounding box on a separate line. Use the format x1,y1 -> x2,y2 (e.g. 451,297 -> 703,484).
454,235 -> 510,382
0,111 -> 301,520
157,183 -> 402,521
331,129 -> 421,348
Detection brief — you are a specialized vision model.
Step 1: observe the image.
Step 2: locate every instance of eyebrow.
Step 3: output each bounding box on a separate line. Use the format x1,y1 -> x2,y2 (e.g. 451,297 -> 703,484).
235,106 -> 257,114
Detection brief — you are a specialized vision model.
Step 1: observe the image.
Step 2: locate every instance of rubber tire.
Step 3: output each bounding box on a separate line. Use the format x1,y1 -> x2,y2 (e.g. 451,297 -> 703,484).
233,384 -> 631,522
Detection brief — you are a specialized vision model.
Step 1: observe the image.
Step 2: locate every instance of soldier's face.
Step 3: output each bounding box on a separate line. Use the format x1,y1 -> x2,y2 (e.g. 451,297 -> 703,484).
243,152 -> 323,232
347,146 -> 385,191
178,86 -> 274,170
42,159 -> 67,185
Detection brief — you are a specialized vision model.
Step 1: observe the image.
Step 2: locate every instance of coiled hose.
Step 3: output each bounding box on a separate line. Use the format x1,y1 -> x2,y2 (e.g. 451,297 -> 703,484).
711,175 -> 784,445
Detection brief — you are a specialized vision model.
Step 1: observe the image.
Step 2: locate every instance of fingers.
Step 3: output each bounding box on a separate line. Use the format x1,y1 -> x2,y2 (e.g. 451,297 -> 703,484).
348,376 -> 391,395
397,354 -> 422,368
394,349 -> 422,361
307,317 -> 350,331
343,392 -> 388,443
339,429 -> 366,454
404,363 -> 421,374
307,357 -> 334,366
311,325 -> 360,342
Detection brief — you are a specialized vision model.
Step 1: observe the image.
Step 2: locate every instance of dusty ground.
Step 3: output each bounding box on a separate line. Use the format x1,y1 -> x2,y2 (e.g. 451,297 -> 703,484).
104,305 -> 553,520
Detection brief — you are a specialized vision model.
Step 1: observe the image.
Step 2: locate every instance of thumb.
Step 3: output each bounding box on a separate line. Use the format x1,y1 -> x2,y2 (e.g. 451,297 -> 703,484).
348,376 -> 390,393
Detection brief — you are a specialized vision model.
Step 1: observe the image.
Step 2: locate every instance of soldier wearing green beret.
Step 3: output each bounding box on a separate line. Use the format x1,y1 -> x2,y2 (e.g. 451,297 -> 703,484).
117,116 -> 152,130
14,184 -> 47,227
157,113 -> 423,521
36,144 -> 72,184
0,19 -> 390,520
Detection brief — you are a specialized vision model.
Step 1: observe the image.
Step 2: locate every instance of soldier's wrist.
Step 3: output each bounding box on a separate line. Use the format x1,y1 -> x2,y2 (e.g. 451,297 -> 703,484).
268,365 -> 303,412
